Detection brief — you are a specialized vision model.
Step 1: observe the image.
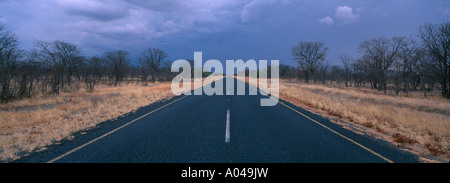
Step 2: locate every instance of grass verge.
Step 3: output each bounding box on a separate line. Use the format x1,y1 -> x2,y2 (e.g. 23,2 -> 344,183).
243,77 -> 449,162
0,82 -> 174,161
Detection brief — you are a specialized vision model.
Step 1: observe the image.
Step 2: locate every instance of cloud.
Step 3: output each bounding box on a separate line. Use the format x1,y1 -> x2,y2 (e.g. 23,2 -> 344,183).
0,17 -> 7,24
319,16 -> 333,25
437,6 -> 450,15
58,0 -> 129,21
241,0 -> 276,22
334,6 -> 360,24
319,5 -> 360,26
0,0 -> 295,58
240,0 -> 291,23
55,0 -> 239,43
1,0 -> 262,46
124,0 -> 186,12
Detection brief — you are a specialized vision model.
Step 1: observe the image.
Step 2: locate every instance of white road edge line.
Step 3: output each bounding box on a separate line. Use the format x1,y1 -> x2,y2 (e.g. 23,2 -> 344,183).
46,95 -> 187,163
225,109 -> 230,143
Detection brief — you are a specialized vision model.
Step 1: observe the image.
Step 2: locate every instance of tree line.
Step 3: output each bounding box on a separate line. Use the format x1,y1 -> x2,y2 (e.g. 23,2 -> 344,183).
1,21 -> 448,103
285,21 -> 449,98
0,24 -> 177,103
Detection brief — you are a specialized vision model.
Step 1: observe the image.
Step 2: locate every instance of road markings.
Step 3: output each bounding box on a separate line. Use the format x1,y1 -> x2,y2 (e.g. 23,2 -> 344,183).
225,109 -> 230,143
248,83 -> 394,163
46,95 -> 188,163
278,102 -> 394,163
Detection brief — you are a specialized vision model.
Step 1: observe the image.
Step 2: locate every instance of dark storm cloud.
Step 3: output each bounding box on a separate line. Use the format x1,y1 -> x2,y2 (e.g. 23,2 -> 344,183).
124,0 -> 186,12
60,0 -> 129,21
0,0 -> 448,64
64,8 -> 127,22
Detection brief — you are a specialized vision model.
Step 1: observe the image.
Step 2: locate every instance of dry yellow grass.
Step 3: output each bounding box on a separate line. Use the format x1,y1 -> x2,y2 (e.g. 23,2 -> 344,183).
240,77 -> 450,162
277,81 -> 450,162
0,76 -> 222,162
3,76 -> 447,162
0,82 -> 175,161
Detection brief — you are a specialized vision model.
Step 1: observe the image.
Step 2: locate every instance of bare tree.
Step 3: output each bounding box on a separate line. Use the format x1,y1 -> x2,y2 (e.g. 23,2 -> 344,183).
359,37 -> 407,94
418,21 -> 450,98
138,48 -> 168,82
317,60 -> 330,85
17,49 -> 42,98
279,64 -> 297,80
160,60 -> 175,81
35,40 -> 83,93
351,58 -> 366,87
90,56 -> 106,82
104,50 -> 129,87
329,65 -> 344,84
409,40 -> 433,98
34,40 -> 61,94
54,40 -> 84,89
392,56 -> 405,96
291,41 -> 328,83
338,54 -> 353,87
0,24 -> 21,103
81,56 -> 104,92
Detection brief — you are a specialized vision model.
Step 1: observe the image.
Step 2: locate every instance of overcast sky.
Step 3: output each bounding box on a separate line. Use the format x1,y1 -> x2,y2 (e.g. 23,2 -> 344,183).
0,0 -> 449,66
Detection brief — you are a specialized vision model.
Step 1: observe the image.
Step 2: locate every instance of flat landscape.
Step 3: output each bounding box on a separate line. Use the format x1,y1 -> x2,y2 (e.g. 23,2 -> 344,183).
277,81 -> 450,162
0,1 -> 449,167
0,82 -> 174,161
11,77 -> 422,163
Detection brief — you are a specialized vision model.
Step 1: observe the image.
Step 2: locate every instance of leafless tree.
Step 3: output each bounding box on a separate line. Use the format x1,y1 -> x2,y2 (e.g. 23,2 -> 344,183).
418,21 -> 450,98
160,60 -> 175,81
408,40 -> 433,98
81,56 -> 104,92
291,41 -> 328,83
317,60 -> 330,85
35,40 -> 83,93
359,37 -> 407,94
34,40 -> 61,94
54,41 -> 84,89
104,50 -> 129,87
0,24 -> 21,103
329,65 -> 344,84
17,49 -> 41,98
279,64 -> 297,80
338,54 -> 354,87
138,48 -> 168,82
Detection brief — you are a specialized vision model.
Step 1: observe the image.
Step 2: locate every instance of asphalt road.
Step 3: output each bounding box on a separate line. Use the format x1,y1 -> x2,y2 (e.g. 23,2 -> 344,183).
14,77 -> 420,163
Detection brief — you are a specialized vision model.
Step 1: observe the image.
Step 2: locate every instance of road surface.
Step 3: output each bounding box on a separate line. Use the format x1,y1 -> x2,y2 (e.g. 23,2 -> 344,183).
14,77 -> 419,163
